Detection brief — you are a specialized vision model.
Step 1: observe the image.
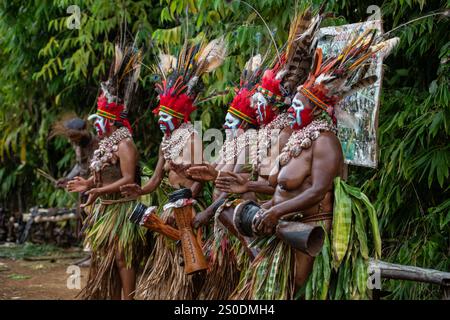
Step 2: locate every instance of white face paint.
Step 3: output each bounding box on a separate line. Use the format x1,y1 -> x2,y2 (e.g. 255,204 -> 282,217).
223,112 -> 242,137
223,112 -> 243,130
158,111 -> 176,134
88,114 -> 107,137
289,93 -> 305,128
252,92 -> 268,124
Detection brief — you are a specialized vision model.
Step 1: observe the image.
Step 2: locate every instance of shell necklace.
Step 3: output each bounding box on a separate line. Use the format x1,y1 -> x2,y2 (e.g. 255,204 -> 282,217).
90,127 -> 132,172
218,129 -> 258,164
278,118 -> 337,167
161,123 -> 195,161
253,112 -> 291,171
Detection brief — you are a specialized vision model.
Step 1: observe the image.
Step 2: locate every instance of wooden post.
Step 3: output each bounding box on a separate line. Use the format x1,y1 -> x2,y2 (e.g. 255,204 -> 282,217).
369,258 -> 450,299
342,163 -> 349,181
442,280 -> 450,300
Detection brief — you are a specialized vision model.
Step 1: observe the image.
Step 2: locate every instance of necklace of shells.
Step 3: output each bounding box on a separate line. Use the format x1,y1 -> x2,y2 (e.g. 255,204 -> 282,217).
253,112 -> 291,171
277,118 -> 338,167
89,127 -> 132,172
218,129 -> 258,164
161,122 -> 195,161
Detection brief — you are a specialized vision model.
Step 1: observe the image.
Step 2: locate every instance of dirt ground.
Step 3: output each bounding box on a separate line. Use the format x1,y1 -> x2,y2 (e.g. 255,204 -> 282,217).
0,255 -> 88,300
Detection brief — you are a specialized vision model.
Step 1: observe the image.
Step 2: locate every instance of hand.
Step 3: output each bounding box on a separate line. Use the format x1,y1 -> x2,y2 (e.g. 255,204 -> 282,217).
192,210 -> 214,229
120,184 -> 143,197
186,163 -> 217,182
66,176 -> 91,193
56,178 -> 69,188
80,188 -> 103,208
168,160 -> 190,177
253,208 -> 279,235
215,172 -> 248,194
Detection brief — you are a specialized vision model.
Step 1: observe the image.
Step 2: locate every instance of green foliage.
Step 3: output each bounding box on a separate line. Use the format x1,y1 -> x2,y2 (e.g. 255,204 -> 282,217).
0,242 -> 61,259
0,0 -> 449,299
346,0 -> 449,299
304,178 -> 381,300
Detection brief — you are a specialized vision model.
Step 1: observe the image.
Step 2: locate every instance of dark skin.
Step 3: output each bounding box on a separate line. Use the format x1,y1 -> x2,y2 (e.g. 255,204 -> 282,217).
209,93 -> 344,289
56,132 -> 98,188
186,123 -> 251,228
120,131 -> 203,198
189,112 -> 292,220
187,109 -> 291,259
186,122 -> 260,258
67,124 -> 139,300
120,129 -> 203,230
213,124 -> 292,196
255,131 -> 344,289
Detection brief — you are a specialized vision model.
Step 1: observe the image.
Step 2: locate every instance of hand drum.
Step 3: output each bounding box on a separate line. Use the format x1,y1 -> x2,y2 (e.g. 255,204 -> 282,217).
169,188 -> 208,275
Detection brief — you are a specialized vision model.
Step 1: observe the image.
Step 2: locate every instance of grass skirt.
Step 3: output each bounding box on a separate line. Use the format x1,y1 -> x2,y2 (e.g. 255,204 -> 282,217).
136,207 -> 198,299
197,200 -> 250,300
231,177 -> 381,300
79,193 -> 147,300
230,236 -> 295,300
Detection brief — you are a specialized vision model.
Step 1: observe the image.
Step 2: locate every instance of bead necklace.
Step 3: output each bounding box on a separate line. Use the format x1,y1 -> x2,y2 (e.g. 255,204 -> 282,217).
161,123 -> 195,161
90,127 -> 132,172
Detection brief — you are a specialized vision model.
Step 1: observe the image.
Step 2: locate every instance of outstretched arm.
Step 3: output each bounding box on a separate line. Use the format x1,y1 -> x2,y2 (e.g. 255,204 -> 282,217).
192,191 -> 228,228
215,172 -> 275,195
120,146 -> 166,197
67,175 -> 95,193
140,147 -> 166,194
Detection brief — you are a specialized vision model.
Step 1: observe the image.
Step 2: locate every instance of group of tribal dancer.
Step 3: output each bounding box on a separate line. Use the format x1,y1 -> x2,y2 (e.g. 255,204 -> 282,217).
55,7 -> 399,300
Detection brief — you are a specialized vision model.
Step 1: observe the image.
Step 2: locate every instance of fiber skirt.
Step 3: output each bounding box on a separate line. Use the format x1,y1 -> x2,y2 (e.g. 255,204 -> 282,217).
79,193 -> 147,300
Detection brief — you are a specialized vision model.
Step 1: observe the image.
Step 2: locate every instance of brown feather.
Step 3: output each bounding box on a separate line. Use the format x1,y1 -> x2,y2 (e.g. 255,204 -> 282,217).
279,8 -> 323,95
342,75 -> 378,97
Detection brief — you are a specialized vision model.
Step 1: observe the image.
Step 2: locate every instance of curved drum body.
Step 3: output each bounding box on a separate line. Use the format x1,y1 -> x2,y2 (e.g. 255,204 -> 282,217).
233,200 -> 325,257
168,189 -> 208,275
129,203 -> 181,241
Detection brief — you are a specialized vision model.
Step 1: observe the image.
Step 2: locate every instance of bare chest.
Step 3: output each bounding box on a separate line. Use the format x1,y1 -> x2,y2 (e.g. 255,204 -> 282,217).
276,148 -> 313,191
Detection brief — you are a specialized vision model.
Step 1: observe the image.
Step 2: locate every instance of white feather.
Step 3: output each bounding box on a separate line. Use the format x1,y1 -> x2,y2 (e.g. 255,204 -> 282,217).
197,37 -> 227,73
244,54 -> 262,73
158,53 -> 177,77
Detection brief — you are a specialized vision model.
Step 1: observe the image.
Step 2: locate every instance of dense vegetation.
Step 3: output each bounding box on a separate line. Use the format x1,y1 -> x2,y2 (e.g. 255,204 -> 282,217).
0,0 -> 448,299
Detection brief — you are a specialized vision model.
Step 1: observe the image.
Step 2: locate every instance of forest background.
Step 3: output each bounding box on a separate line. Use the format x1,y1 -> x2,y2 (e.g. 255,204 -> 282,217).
0,0 -> 448,299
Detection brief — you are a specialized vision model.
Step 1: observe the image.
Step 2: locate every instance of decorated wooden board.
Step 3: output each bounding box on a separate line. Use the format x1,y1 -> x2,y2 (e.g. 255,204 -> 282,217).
318,20 -> 384,168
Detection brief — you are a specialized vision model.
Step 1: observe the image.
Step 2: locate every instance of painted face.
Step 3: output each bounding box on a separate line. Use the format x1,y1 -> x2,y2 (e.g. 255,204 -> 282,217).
252,92 -> 276,126
288,93 -> 313,130
158,111 -> 180,135
223,112 -> 243,137
88,114 -> 110,137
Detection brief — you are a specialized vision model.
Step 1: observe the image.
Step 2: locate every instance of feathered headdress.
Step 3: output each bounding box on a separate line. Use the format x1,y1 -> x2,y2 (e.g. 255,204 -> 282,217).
255,6 -> 324,106
94,41 -> 142,133
299,29 -> 400,117
152,37 -> 227,122
227,54 -> 263,125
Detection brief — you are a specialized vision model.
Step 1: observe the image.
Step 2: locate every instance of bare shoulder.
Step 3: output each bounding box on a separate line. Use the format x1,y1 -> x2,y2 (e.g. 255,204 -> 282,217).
118,137 -> 137,154
313,131 -> 343,157
118,137 -> 135,148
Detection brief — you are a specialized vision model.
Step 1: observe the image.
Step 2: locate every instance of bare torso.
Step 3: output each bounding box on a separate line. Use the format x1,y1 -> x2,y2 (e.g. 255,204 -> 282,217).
257,126 -> 292,180
165,132 -> 202,190
269,149 -> 334,216
266,131 -> 344,289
